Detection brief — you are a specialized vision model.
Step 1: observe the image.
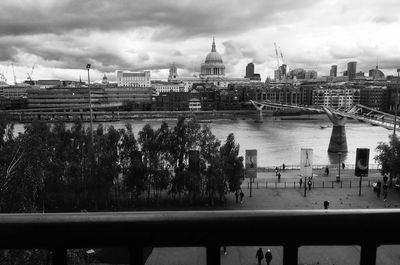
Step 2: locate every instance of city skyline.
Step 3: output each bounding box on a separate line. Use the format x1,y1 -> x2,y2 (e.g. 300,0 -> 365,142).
0,0 -> 400,83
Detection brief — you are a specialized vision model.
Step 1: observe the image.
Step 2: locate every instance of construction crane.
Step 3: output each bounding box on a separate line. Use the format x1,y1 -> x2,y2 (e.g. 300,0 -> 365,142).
11,63 -> 17,85
279,46 -> 287,79
279,46 -> 285,65
274,42 -> 281,80
27,63 -> 35,82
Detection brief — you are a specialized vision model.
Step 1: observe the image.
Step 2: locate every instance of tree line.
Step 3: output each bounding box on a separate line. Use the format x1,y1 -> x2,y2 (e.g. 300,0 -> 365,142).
0,115 -> 244,212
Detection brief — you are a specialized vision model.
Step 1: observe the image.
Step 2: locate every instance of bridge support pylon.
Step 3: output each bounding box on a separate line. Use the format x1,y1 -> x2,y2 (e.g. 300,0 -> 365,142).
250,100 -> 264,123
323,107 -> 348,153
258,109 -> 263,122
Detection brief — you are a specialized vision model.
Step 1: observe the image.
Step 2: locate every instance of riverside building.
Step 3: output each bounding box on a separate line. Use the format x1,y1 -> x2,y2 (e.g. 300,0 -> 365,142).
116,70 -> 151,87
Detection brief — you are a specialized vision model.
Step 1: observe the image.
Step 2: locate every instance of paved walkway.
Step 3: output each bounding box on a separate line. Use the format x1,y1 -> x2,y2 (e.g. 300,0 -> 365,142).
146,176 -> 400,265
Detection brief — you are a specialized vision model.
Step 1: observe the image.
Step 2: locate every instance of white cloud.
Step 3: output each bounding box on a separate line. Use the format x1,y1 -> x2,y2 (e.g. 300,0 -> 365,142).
1,0 -> 400,83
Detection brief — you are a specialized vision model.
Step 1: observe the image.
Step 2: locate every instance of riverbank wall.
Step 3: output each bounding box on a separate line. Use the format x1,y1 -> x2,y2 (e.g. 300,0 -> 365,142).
6,109 -> 321,123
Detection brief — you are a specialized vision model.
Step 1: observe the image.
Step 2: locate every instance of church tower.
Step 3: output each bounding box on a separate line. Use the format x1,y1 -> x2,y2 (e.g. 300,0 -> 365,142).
168,62 -> 178,81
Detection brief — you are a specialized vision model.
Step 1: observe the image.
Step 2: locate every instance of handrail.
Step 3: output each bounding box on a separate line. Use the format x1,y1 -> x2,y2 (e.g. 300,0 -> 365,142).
0,210 -> 399,265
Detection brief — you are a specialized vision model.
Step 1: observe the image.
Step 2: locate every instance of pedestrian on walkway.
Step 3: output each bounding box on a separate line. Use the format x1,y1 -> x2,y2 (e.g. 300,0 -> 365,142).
376,180 -> 382,198
277,172 -> 281,182
239,190 -> 244,203
324,200 -> 330,209
325,166 -> 329,176
256,248 -> 264,265
299,178 -> 303,188
383,183 -> 388,200
342,162 -> 345,170
282,163 -> 286,171
275,167 -> 278,176
265,249 -> 272,265
308,178 -> 312,190
235,190 -> 239,204
383,174 -> 388,184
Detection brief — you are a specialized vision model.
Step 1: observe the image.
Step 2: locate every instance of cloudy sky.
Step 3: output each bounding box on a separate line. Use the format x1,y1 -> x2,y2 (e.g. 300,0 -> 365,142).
1,0 -> 400,84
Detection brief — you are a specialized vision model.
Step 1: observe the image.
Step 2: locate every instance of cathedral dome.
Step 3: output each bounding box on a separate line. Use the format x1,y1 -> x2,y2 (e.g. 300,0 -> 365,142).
205,51 -> 223,63
200,38 -> 225,77
205,38 -> 223,63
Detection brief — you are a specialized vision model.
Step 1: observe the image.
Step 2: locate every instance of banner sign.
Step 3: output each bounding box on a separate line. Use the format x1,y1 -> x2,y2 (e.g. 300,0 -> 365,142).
245,149 -> 257,178
355,148 -> 369,177
300,148 -> 313,176
189,150 -> 200,172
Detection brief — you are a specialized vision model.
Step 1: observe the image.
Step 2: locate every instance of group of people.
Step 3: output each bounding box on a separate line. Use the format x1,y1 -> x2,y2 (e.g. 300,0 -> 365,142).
299,177 -> 313,190
324,163 -> 345,176
374,175 -> 389,200
275,163 -> 286,181
256,248 -> 273,265
235,190 -> 245,204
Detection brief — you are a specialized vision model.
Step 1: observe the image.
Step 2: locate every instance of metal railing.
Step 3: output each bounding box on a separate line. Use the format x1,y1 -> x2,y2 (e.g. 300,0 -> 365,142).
258,164 -> 381,172
0,210 -> 399,265
242,179 -> 377,189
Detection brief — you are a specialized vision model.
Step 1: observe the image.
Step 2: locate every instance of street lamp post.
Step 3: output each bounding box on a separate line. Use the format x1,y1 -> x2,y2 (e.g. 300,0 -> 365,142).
394,68 -> 400,136
86,64 -> 96,209
338,152 -> 342,182
86,64 -> 94,143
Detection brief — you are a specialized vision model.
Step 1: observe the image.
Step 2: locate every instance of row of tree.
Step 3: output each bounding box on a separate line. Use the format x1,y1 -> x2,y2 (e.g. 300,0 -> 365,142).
0,115 -> 244,212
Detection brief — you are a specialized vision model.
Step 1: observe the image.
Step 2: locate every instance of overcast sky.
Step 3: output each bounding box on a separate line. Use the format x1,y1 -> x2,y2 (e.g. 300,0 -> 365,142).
1,0 -> 400,83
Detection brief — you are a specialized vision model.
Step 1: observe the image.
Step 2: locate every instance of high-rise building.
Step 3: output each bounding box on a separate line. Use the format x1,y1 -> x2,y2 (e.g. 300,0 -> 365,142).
369,64 -> 385,80
347,61 -> 357,80
280,64 -> 287,77
245,63 -> 254,78
305,70 -> 318,79
245,62 -> 261,81
330,65 -> 337,77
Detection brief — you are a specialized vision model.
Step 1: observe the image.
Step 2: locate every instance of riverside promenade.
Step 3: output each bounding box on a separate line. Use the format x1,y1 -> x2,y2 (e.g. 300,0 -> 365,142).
145,168 -> 400,265
240,166 -> 383,190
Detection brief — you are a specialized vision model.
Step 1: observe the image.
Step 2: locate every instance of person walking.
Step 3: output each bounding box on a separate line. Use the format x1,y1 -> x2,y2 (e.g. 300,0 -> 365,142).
342,162 -> 345,170
308,178 -> 312,190
376,180 -> 382,198
282,163 -> 286,171
299,178 -> 303,188
265,249 -> 272,265
275,167 -> 279,176
383,183 -> 388,200
256,248 -> 264,265
235,190 -> 239,204
325,166 -> 329,176
324,200 -> 330,209
383,174 -> 388,184
239,190 -> 244,204
277,172 -> 281,182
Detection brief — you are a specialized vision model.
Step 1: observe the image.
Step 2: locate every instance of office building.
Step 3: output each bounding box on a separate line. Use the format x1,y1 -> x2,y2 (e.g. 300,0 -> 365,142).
330,65 -> 337,77
347,61 -> 357,80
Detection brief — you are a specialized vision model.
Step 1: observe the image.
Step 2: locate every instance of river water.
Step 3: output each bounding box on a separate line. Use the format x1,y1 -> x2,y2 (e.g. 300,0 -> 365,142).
13,115 -> 392,167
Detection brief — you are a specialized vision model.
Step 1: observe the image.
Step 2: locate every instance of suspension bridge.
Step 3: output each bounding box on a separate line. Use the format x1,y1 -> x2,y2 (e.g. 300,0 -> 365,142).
250,100 -> 398,131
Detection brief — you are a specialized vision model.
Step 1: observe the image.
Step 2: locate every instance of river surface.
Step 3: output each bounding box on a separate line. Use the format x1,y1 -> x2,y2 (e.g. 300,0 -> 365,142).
13,115 -> 392,167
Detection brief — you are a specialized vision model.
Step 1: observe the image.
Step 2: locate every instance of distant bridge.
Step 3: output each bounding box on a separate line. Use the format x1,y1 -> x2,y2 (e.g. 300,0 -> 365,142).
250,100 -> 398,131
250,100 -> 324,113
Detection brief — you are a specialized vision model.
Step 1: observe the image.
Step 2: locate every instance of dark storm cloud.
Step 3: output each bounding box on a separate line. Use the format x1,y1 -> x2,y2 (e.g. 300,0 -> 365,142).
0,36 -> 132,72
0,0 -> 314,38
373,16 -> 397,24
173,50 -> 183,56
